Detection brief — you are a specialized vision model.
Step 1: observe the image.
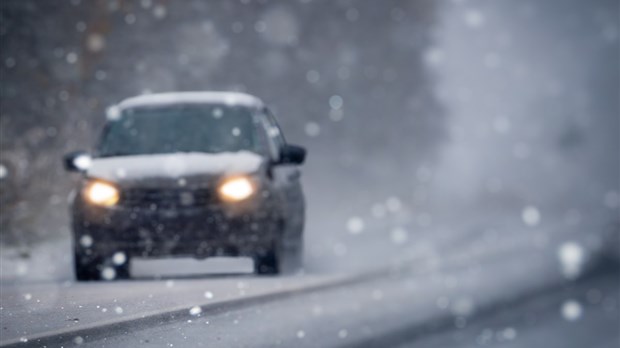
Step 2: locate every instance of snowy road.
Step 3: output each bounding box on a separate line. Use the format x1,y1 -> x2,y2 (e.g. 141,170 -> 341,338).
1,213 -> 618,347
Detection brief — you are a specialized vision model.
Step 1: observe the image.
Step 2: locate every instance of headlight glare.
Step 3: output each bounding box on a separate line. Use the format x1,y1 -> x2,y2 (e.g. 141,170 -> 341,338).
218,176 -> 255,202
84,181 -> 120,206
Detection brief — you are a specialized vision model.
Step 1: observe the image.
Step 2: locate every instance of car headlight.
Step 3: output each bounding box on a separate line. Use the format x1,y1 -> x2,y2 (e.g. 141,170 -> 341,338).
84,180 -> 120,207
218,176 -> 255,202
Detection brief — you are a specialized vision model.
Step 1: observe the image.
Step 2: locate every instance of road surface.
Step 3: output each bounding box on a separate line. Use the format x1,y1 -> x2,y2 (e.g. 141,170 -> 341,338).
1,212 -> 618,347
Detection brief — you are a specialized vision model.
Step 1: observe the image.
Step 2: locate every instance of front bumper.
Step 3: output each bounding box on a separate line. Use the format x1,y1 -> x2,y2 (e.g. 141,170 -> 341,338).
72,198 -> 283,258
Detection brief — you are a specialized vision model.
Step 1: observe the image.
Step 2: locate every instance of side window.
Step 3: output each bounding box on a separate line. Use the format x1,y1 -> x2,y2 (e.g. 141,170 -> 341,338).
264,107 -> 286,148
255,108 -> 283,161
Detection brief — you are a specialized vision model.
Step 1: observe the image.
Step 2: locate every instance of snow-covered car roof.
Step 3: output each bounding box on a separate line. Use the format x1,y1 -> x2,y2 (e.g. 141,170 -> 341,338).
116,91 -> 264,111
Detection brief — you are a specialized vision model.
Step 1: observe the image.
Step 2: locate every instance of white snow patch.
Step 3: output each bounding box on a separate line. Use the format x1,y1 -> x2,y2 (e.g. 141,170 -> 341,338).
204,291 -> 214,299
73,154 -> 92,171
117,92 -> 261,110
189,306 -> 202,316
0,164 -> 8,180
106,105 -> 121,120
88,151 -> 263,181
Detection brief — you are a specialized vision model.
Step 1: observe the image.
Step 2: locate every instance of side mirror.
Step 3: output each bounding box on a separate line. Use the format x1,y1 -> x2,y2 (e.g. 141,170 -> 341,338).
63,151 -> 92,172
278,144 -> 306,165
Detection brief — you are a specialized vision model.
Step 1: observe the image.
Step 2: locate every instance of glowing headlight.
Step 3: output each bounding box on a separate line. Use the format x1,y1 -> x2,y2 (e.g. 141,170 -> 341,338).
84,180 -> 120,206
218,176 -> 255,202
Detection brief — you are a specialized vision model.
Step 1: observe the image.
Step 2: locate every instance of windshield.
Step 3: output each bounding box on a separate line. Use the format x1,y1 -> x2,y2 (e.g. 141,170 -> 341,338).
97,105 -> 258,157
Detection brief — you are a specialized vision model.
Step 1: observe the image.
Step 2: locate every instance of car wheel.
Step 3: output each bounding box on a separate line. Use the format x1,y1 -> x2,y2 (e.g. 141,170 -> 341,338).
74,252 -> 102,281
254,249 -> 279,275
74,251 -> 131,281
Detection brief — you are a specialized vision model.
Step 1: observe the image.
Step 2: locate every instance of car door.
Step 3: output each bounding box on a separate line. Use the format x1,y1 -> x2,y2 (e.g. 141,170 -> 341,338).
260,108 -> 305,233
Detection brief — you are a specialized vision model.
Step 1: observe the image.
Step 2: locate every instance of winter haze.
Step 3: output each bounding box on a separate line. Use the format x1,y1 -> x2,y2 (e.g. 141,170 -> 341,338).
0,0 -> 618,347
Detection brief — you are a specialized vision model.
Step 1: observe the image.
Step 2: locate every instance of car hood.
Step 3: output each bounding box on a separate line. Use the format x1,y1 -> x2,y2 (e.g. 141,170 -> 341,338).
86,151 -> 264,185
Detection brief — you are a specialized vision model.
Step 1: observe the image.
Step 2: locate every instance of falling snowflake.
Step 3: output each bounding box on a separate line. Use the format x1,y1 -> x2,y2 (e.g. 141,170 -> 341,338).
390,227 -> 408,245
521,206 -> 541,226
66,52 -> 78,64
386,197 -> 402,212
212,108 -> 223,119
346,217 -> 364,234
558,241 -> 585,279
304,122 -> 320,137
464,9 -> 485,28
101,267 -> 116,280
112,252 -> 127,266
153,5 -> 167,19
306,70 -> 320,84
329,95 -> 343,110
561,300 -> 583,321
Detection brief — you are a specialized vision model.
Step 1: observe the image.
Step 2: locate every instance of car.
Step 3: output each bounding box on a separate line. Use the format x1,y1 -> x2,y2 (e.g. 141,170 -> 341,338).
63,92 -> 307,280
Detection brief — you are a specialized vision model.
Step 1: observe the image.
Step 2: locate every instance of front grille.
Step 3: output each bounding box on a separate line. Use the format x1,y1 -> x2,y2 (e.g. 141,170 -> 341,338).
121,187 -> 213,209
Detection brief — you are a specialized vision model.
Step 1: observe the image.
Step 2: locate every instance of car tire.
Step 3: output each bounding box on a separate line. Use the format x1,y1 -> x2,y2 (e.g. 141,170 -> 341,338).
74,250 -> 131,281
74,252 -> 102,281
254,249 -> 279,275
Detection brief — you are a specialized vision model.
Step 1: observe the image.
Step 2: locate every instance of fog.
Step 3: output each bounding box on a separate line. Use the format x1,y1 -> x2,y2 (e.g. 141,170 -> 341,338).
0,0 -> 618,277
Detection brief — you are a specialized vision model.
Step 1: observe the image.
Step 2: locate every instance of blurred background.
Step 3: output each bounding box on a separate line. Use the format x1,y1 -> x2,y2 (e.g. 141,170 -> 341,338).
0,1 -> 618,346
0,0 -> 618,276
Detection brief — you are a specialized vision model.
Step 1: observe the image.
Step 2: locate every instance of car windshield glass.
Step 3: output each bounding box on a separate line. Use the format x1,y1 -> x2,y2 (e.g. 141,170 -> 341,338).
97,105 -> 258,157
